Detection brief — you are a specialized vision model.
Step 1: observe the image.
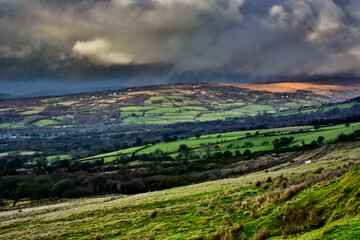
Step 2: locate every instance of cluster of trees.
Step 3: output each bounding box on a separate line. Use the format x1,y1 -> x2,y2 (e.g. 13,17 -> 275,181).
0,173 -> 121,206
273,137 -> 294,148
113,149 -> 174,165
0,147 -> 278,206
336,130 -> 360,142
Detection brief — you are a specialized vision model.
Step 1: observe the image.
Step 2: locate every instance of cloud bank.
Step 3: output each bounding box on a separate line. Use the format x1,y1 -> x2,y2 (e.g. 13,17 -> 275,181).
1,0 -> 360,83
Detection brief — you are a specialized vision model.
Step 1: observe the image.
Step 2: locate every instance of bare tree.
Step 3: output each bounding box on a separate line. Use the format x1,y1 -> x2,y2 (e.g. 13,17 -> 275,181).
199,142 -> 213,161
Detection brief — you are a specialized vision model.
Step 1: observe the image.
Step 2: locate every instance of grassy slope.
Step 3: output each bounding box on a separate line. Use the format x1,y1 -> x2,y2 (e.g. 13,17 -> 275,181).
1,142 -> 359,239
268,164 -> 360,239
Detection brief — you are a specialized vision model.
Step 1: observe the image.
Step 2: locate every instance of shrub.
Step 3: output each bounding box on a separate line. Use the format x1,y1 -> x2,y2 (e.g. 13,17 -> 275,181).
223,151 -> 233,158
308,207 -> 322,226
253,179 -> 261,187
208,222 -> 244,240
314,167 -> 324,174
282,204 -> 305,234
252,227 -> 269,240
94,233 -> 102,240
149,209 -> 158,218
214,152 -> 223,158
317,136 -> 325,144
243,149 -> 251,155
243,142 -> 254,148
265,176 -> 272,183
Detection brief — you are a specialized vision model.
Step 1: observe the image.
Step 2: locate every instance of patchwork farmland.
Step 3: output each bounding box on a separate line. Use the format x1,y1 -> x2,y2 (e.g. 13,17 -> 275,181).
1,81 -> 360,128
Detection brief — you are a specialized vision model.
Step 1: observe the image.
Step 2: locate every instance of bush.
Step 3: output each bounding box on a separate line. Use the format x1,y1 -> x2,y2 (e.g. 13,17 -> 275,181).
50,178 -> 75,198
243,142 -> 254,148
243,149 -> 251,155
149,209 -> 158,218
253,227 -> 269,240
223,151 -> 233,158
253,179 -> 261,187
213,152 -> 223,159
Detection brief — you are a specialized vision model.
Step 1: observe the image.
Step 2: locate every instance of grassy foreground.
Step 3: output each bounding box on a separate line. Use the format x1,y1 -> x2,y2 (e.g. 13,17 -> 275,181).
1,142 -> 360,239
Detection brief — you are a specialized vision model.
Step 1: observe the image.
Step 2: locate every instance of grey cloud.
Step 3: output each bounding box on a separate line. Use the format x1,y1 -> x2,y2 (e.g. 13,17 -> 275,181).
0,0 -> 360,83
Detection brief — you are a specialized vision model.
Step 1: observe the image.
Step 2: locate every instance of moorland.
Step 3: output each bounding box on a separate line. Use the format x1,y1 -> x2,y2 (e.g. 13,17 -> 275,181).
1,80 -> 360,239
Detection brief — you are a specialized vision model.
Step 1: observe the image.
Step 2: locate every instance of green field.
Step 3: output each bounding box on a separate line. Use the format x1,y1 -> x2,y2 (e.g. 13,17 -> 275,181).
83,122 -> 360,163
0,123 -> 22,128
46,155 -> 71,161
34,119 -> 59,126
2,142 -> 360,239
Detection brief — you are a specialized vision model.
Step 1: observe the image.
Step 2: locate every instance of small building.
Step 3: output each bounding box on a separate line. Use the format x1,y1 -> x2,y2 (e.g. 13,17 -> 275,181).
15,168 -> 27,174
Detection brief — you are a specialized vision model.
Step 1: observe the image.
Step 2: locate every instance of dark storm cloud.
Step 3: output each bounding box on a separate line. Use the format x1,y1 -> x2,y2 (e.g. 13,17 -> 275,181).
1,0 -> 360,83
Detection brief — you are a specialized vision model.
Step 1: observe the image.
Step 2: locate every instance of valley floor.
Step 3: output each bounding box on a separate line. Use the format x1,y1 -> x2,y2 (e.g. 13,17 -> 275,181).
1,142 -> 360,239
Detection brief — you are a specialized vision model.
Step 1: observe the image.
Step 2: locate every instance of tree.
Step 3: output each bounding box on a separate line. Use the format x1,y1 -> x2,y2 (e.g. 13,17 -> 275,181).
317,136 -> 325,144
116,154 -> 130,166
243,142 -> 254,148
0,177 -> 31,206
246,132 -> 252,137
243,149 -> 251,155
235,150 -> 241,157
201,143 -> 213,161
345,123 -> 350,127
50,178 -> 75,198
59,159 -> 70,169
223,151 -> 233,158
30,176 -> 51,201
261,141 -> 269,146
135,137 -> 143,146
179,144 -> 191,161
36,156 -> 48,174
94,158 -> 105,166
153,148 -> 165,163
6,152 -> 24,169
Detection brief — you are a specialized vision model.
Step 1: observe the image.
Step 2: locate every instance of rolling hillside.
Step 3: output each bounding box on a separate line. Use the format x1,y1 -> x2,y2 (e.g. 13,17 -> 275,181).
1,141 -> 359,239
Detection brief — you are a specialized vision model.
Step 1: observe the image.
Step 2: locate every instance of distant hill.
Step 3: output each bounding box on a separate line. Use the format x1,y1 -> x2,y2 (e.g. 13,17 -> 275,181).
1,80 -> 360,127
0,90 -> 71,100
0,93 -> 19,100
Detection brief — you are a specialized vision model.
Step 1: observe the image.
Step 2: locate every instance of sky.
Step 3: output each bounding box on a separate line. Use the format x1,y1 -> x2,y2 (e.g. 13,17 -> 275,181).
1,0 -> 360,94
